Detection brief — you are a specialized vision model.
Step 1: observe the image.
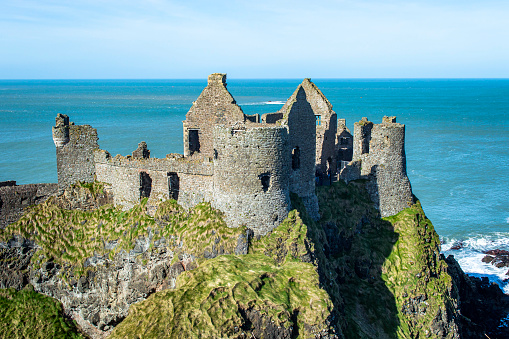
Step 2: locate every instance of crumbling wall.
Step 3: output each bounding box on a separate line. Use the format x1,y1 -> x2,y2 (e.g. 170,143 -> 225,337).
336,119 -> 353,169
261,112 -> 283,124
183,73 -> 245,158
94,150 -> 214,210
212,125 -> 291,235
279,85 -> 319,219
299,79 -> 338,177
341,116 -> 414,217
52,114 -> 98,193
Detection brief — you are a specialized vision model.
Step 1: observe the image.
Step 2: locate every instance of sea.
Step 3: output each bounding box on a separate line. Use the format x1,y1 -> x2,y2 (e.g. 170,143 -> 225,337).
1,79 -> 508,291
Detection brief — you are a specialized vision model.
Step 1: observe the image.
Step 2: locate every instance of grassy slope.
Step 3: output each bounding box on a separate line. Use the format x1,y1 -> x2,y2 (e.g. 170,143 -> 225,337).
383,202 -> 456,338
110,254 -> 332,338
0,180 -> 457,338
0,285 -> 83,339
0,197 -> 244,276
309,180 -> 456,338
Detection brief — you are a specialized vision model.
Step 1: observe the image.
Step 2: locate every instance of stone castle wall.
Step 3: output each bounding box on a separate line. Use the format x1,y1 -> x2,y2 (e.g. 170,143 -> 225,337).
52,114 -> 98,193
183,73 -> 245,158
299,79 -> 338,177
343,117 -> 414,217
279,86 -> 319,219
94,150 -> 214,210
212,125 -> 291,235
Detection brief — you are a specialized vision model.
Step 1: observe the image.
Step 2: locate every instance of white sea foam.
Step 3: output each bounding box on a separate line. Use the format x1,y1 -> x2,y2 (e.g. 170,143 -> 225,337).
442,233 -> 509,294
506,217 -> 509,224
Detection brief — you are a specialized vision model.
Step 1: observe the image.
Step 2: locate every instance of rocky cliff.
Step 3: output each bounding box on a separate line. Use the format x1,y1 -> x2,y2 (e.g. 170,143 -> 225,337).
0,181 -> 508,338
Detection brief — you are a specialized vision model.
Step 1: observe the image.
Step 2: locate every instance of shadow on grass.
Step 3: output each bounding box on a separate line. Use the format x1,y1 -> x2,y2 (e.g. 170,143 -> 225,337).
291,179 -> 400,338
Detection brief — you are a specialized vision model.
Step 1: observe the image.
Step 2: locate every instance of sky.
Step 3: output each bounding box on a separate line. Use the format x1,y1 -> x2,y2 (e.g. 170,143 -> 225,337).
1,0 -> 508,79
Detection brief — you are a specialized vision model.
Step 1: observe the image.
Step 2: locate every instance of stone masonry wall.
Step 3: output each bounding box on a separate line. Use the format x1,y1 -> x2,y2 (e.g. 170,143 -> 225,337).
183,73 -> 245,158
0,183 -> 58,229
342,117 -> 414,217
94,150 -> 214,210
299,79 -> 338,177
53,114 -> 99,193
212,125 -> 291,235
279,85 -> 319,219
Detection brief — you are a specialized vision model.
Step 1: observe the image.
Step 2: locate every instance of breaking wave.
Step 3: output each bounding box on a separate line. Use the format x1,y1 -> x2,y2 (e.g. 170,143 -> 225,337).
441,232 -> 509,294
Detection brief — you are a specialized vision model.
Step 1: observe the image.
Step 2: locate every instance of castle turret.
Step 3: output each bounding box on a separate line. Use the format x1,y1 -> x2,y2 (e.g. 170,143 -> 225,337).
53,114 -> 99,193
343,116 -> 414,217
52,114 -> 70,147
212,124 -> 291,235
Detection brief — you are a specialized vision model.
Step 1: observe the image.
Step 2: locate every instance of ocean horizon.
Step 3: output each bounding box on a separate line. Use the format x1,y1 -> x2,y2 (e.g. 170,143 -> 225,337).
1,78 -> 508,290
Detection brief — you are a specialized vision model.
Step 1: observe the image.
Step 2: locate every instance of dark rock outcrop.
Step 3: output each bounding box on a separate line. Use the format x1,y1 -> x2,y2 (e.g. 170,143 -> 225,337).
0,182 -> 57,229
445,255 -> 509,338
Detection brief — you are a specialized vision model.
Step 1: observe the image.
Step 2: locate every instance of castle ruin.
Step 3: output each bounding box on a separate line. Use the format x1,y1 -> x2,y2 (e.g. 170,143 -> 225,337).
52,73 -> 413,234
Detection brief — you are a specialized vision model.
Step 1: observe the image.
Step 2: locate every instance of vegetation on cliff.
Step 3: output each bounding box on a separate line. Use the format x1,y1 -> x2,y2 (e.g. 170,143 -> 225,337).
290,180 -> 459,338
0,196 -> 244,277
110,254 -> 333,338
0,285 -> 83,339
0,179 -> 465,338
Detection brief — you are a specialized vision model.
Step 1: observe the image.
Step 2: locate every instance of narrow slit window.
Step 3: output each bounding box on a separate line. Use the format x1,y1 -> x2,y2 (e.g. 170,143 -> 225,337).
292,147 -> 300,170
168,172 -> 179,200
315,115 -> 321,126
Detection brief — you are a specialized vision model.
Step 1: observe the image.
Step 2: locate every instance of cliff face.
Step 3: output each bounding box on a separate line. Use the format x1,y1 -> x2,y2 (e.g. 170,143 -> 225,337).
0,181 -> 508,338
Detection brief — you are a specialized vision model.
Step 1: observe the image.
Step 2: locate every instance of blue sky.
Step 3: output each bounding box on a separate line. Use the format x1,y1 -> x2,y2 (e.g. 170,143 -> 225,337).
1,0 -> 508,78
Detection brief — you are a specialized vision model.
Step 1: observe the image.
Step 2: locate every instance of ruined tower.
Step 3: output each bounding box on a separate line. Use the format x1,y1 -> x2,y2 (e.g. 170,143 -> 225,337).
212,125 -> 291,234
52,113 -> 98,193
342,116 -> 414,217
278,82 -> 320,220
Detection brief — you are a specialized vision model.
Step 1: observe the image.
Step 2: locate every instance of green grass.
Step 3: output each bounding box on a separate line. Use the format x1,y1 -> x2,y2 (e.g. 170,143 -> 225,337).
382,201 -> 456,338
110,254 -> 332,339
0,198 -> 245,278
0,179 -> 460,338
0,285 -> 83,339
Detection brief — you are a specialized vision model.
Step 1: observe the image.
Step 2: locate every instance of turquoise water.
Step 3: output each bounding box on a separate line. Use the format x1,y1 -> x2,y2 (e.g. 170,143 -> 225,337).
1,79 -> 508,286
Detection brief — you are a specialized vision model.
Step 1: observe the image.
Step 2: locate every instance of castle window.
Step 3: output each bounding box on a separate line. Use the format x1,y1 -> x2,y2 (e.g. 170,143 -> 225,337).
315,115 -> 321,126
168,172 -> 179,200
292,147 -> 300,170
140,172 -> 152,199
259,173 -> 270,192
188,129 -> 200,155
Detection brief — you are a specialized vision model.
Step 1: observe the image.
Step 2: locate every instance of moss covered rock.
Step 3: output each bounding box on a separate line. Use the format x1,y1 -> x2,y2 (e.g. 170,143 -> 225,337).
0,285 -> 83,338
110,254 -> 334,338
